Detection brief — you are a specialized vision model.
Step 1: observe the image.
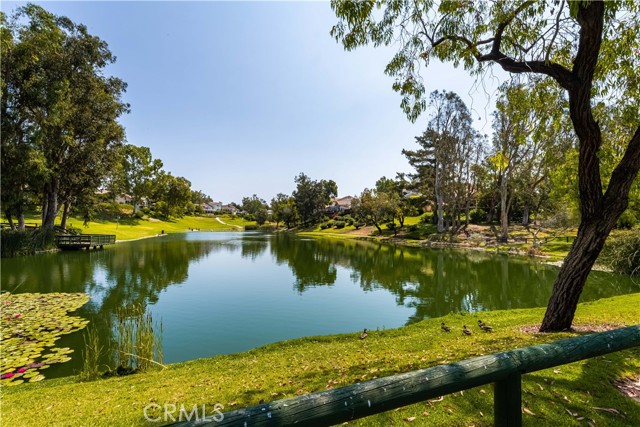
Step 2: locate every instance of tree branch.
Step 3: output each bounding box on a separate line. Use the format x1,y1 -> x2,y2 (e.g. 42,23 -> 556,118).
602,125 -> 640,216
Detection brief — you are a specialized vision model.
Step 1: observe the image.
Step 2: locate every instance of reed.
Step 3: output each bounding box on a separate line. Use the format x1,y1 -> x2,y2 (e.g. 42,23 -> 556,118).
79,325 -> 105,381
114,304 -> 163,372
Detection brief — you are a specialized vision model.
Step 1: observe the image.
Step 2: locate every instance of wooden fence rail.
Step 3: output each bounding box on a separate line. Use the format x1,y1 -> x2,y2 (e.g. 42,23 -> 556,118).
56,234 -> 116,249
169,325 -> 639,427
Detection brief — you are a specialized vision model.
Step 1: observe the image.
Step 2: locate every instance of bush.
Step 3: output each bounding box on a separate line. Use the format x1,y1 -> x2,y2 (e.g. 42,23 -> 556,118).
386,222 -> 397,232
1,228 -> 57,258
66,227 -> 83,235
244,224 -> 259,231
320,222 -> 331,230
419,212 -> 434,225
259,224 -> 277,232
616,210 -> 638,229
469,208 -> 487,224
600,232 -> 640,276
334,220 -> 346,229
342,215 -> 355,226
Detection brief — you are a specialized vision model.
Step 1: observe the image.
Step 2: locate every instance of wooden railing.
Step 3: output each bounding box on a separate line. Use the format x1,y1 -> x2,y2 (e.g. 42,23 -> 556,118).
56,234 -> 116,249
169,325 -> 639,427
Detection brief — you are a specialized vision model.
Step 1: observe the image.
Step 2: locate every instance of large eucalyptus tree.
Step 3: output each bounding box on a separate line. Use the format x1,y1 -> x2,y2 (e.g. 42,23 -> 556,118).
1,4 -> 128,229
332,0 -> 640,331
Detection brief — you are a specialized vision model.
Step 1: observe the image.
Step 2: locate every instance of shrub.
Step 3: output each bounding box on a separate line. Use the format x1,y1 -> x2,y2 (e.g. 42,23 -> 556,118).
244,224 -> 259,231
469,208 -> 487,224
320,222 -> 331,230
419,213 -> 434,225
342,215 -> 355,226
334,220 -> 346,229
616,210 -> 638,229
600,232 -> 640,276
66,227 -> 83,235
0,228 -> 57,258
259,224 -> 277,232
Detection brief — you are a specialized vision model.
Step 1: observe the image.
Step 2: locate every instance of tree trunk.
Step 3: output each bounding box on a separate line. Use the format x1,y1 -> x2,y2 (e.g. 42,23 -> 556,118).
17,212 -> 25,231
60,201 -> 71,230
6,211 -> 16,231
522,204 -> 530,227
43,179 -> 60,229
16,205 -> 25,231
499,175 -> 509,242
435,163 -> 445,233
540,219 -> 612,331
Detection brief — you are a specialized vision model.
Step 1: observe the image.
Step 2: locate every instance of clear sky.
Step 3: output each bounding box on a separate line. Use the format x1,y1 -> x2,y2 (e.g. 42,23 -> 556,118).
4,1 -> 505,204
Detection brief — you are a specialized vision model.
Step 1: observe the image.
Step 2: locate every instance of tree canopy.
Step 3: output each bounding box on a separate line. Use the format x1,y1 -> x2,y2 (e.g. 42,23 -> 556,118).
332,0 -> 640,331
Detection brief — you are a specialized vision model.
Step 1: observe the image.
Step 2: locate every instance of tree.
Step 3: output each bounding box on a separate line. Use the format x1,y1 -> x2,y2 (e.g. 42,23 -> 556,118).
241,194 -> 267,216
2,5 -> 128,229
332,1 -> 640,331
117,145 -> 163,213
375,175 -> 415,228
271,193 -> 299,229
352,189 -> 396,233
292,173 -> 338,226
403,91 -> 482,234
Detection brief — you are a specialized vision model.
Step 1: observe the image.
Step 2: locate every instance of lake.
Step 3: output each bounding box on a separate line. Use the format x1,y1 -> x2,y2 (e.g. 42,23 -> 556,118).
1,232 -> 637,378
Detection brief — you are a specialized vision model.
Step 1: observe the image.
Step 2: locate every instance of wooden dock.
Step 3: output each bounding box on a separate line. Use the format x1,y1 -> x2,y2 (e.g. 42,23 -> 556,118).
56,234 -> 116,250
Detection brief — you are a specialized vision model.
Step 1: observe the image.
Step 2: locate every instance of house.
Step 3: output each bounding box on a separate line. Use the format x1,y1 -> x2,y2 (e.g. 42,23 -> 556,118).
95,190 -> 135,205
327,196 -> 354,214
201,201 -> 222,214
220,204 -> 240,214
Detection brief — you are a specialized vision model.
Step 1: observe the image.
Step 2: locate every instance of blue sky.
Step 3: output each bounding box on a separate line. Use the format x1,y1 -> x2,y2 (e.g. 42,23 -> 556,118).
4,1 -> 504,203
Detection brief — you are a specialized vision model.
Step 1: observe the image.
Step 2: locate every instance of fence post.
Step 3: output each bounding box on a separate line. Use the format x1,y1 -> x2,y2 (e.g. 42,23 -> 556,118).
494,372 -> 522,427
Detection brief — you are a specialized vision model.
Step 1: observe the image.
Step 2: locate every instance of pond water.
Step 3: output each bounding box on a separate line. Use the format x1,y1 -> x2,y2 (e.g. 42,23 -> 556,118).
1,232 -> 637,378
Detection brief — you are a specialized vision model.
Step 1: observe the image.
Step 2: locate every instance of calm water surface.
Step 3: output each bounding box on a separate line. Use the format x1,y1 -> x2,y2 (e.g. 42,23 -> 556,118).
2,232 -> 637,377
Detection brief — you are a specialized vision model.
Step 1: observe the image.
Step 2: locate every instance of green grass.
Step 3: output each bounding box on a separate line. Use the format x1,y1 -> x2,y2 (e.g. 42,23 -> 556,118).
3,294 -> 639,426
1,213 -> 254,241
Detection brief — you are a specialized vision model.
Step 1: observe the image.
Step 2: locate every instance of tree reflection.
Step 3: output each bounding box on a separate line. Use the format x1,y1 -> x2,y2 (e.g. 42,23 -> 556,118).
266,235 -> 636,323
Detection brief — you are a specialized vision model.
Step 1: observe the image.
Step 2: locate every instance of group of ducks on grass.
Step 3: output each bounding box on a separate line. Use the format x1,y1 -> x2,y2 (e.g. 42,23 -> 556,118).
441,320 -> 493,335
358,319 -> 493,340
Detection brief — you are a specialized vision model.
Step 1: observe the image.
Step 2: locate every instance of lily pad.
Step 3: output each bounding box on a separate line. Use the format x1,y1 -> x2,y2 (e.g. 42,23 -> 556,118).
0,292 -> 90,386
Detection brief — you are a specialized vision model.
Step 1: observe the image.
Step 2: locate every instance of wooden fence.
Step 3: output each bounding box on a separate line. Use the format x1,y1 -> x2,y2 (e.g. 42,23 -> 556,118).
56,234 -> 116,249
169,325 -> 639,427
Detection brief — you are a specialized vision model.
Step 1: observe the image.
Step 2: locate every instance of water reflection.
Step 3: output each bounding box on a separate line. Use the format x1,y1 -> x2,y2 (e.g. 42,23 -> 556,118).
1,232 -> 637,378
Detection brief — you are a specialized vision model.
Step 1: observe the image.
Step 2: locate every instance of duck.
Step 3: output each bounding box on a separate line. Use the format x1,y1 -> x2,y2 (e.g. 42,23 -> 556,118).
441,322 -> 451,332
462,325 -> 472,336
478,320 -> 493,332
360,328 -> 368,340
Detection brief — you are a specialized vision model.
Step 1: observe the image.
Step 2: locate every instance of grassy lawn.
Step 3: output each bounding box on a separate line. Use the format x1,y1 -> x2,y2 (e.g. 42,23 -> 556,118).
1,213 -> 254,241
2,294 -> 638,426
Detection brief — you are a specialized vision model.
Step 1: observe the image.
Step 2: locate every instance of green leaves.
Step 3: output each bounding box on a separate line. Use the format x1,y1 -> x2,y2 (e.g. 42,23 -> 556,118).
0,292 -> 90,386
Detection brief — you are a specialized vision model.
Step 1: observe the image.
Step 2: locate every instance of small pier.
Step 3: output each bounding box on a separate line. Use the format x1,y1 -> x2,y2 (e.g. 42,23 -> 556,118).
56,234 -> 116,250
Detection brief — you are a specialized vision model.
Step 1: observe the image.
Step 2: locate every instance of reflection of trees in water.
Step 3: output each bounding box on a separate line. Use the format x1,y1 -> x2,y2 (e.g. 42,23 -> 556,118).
270,234 -> 337,292
240,236 -> 269,261
267,235 -> 637,323
96,238 -> 219,308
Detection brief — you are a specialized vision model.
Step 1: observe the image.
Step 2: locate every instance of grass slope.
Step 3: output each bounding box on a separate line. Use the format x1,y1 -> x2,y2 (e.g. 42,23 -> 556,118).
1,213 -> 254,241
2,294 -> 639,426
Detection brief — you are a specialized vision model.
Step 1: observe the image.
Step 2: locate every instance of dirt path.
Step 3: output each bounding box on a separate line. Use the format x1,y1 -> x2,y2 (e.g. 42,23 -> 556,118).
215,217 -> 243,230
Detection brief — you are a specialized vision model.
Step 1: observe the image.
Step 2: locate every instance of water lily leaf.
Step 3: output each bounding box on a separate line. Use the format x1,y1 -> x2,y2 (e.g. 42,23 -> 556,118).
0,292 -> 90,387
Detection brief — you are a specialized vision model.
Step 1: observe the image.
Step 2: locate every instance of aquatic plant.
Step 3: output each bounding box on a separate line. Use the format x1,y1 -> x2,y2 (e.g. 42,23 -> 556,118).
114,304 -> 163,373
0,292 -> 89,386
